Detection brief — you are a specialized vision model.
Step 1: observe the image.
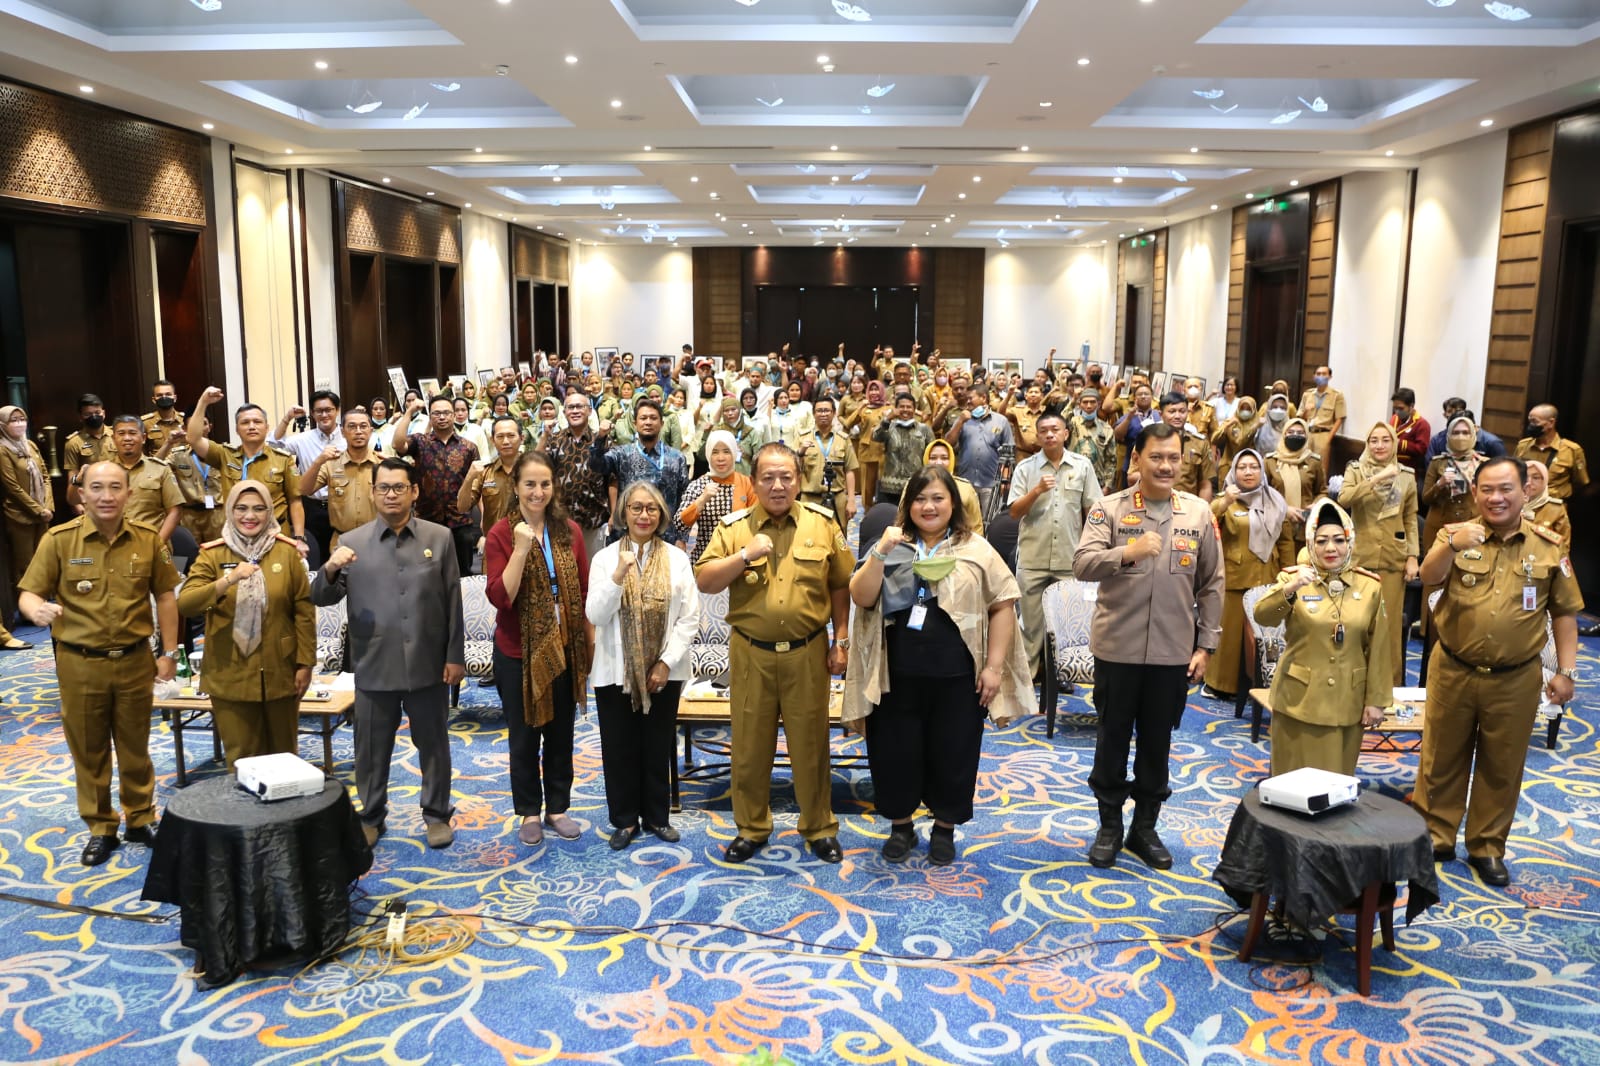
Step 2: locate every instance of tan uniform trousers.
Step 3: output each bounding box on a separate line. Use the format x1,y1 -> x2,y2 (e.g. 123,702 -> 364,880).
179,505 -> 223,545
729,632 -> 838,842
56,645 -> 158,835
1204,589 -> 1248,695
1414,653 -> 1543,859
1376,569 -> 1406,686
1269,715 -> 1362,778
7,521 -> 44,592
209,695 -> 300,771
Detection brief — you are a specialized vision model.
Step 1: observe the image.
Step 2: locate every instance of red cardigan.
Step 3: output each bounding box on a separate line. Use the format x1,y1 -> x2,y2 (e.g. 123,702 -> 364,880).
483,515 -> 590,658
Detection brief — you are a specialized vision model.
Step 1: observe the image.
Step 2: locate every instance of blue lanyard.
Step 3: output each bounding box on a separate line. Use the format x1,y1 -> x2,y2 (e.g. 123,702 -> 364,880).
638,443 -> 664,474
540,525 -> 558,596
817,434 -> 834,463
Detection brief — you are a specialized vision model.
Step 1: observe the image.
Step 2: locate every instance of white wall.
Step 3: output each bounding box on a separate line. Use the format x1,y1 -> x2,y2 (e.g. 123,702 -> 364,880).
233,161 -> 298,417
1398,130 -> 1508,422
981,245 -> 1114,372
210,141 -> 245,403
462,212 -> 512,375
570,244 -> 694,356
300,173 -> 339,394
1162,212 -> 1231,385
1329,169 -> 1412,433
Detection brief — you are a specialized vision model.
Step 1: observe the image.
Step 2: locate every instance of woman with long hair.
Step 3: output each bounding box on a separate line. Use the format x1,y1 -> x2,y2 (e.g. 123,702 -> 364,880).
1340,422 -> 1419,684
675,430 -> 755,563
845,464 -> 1035,865
586,481 -> 700,849
177,480 -> 315,768
484,451 -> 593,847
1202,449 -> 1292,699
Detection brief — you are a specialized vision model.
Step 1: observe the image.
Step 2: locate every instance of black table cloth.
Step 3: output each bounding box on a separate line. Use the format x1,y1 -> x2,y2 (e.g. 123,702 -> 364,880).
1212,787 -> 1439,931
142,776 -> 372,986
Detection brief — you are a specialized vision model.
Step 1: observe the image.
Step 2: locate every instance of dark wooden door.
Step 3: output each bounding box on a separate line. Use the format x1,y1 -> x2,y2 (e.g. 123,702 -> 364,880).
756,286 -> 803,355
1242,264 -> 1304,399
152,229 -> 209,405
1547,219 -> 1600,605
383,259 -> 438,389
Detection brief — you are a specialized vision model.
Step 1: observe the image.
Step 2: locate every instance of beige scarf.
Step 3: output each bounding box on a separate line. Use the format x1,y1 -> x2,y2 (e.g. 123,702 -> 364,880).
220,480 -> 280,656
1353,422 -> 1404,520
0,407 -> 47,510
515,520 -> 591,727
618,537 -> 673,712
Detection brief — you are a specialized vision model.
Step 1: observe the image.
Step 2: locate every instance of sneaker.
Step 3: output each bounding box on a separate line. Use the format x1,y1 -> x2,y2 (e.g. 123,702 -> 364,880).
881,824 -> 917,863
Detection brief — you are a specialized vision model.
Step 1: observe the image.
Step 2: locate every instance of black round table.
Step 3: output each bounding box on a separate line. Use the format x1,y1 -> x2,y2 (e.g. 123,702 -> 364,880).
1212,787 -> 1440,996
141,776 -> 372,987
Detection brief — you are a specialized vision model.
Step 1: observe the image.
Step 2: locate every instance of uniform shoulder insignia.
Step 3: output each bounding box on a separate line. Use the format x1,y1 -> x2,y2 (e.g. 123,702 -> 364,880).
48,517 -> 86,535
273,532 -> 299,546
721,508 -> 751,526
803,500 -> 838,522
1351,566 -> 1382,582
1530,523 -> 1562,545
267,444 -> 294,458
200,538 -> 226,550
146,455 -> 170,467
140,412 -> 157,424
125,517 -> 162,534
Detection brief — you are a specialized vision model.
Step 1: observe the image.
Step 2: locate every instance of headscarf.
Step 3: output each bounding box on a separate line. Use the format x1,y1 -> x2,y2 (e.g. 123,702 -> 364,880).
679,431 -> 755,528
923,438 -> 955,466
1273,417 -> 1313,510
0,406 -> 47,509
220,480 -> 280,656
1255,393 -> 1290,454
865,380 -> 886,406
1525,459 -> 1552,512
1304,497 -> 1357,582
1439,414 -> 1482,498
1354,421 -> 1403,519
1225,449 -> 1288,563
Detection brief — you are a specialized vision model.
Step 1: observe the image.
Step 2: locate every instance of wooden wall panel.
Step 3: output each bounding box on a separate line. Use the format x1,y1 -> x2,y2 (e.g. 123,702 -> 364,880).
1223,208 -> 1248,381
342,183 -> 461,264
1150,230 -> 1167,371
1114,239 -> 1128,363
692,246 -> 743,358
1482,118 -> 1554,438
931,248 -> 985,361
510,226 -> 570,282
1299,180 -> 1341,390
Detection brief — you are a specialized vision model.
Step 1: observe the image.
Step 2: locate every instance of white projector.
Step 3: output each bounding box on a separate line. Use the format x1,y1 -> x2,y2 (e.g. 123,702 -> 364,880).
235,752 -> 326,802
1259,767 -> 1360,816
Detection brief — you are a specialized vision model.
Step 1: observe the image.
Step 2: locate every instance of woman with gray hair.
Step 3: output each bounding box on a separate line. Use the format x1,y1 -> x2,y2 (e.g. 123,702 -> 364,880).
586,480 -> 700,849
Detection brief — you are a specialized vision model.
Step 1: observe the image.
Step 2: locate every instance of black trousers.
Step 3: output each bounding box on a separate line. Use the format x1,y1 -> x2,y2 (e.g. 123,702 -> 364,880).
865,669 -> 985,824
1088,658 -> 1190,809
450,523 -> 480,576
495,648 -> 577,816
302,496 -> 334,563
594,681 -> 682,830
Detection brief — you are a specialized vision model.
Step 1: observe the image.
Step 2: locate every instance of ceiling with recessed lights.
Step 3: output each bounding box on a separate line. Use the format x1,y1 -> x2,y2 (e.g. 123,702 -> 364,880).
2,0 -> 1597,248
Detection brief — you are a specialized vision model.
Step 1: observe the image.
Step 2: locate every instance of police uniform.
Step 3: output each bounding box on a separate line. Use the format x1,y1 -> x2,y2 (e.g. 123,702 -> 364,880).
18,516 -> 180,837
177,534 -> 315,768
1414,518 -> 1582,865
1253,565 -> 1391,776
798,428 -> 858,527
1173,432 -> 1218,497
170,445 -> 223,544
456,455 -> 520,533
116,455 -> 184,530
1073,488 -> 1224,859
141,412 -> 185,456
697,500 -> 852,845
1203,493 -> 1296,696
63,427 -> 115,488
210,442 -> 300,526
1339,462 -> 1418,684
1514,435 -> 1589,501
315,451 -> 381,545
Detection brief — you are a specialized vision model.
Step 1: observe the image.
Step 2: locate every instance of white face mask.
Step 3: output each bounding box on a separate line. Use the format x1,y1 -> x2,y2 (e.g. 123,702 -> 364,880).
1187,387 -> 1201,400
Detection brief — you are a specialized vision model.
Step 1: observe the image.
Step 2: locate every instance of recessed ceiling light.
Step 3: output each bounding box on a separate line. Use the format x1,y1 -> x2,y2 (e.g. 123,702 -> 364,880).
931,223 -> 938,228
610,99 -> 622,108
1113,176 -> 1123,184
1019,145 -> 1030,152
831,175 -> 839,182
1118,233 -> 1126,238
911,243 -> 917,247
497,0 -> 510,5
565,54 -> 578,64
552,176 -> 561,183
1189,146 -> 1200,153
1385,149 -> 1395,157
958,192 -> 967,199
690,175 -> 699,183
78,84 -> 93,93
314,60 -> 328,70
536,225 -> 543,230
382,177 -> 391,183
474,146 -> 483,153
1077,57 -> 1091,66
1210,203 -> 1218,210
710,191 -> 720,198
1289,179 -> 1300,187
1244,192 -> 1254,199
557,232 -> 563,236
643,145 -> 653,151
972,175 -> 982,183
426,191 -> 435,196
817,54 -> 831,64
284,149 -> 293,154
1039,101 -> 1053,108
830,144 -> 839,151
464,202 -> 472,208
202,122 -> 214,130
1480,118 -> 1494,127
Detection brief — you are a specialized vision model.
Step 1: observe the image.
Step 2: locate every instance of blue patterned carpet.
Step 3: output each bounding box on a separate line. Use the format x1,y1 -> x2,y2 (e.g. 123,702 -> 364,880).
1,622 -> 1599,1066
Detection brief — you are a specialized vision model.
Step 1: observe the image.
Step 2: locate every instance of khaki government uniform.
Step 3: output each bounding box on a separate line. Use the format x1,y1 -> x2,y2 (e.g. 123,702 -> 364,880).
316,451 -> 381,545
798,428 -> 859,527
1253,567 -> 1391,776
1264,451 -> 1327,551
843,403 -> 887,505
169,446 -> 223,544
1514,434 -> 1589,501
1007,449 -> 1104,675
140,412 -> 186,457
1009,404 -> 1045,459
115,455 -> 183,532
1414,518 -> 1582,860
62,428 -> 115,488
1420,453 -> 1483,637
1339,465 -> 1418,685
1203,494 -> 1297,696
210,443 -> 300,525
19,516 -> 180,835
455,455 -> 520,533
178,535 -> 316,768
1188,400 -> 1217,441
1174,432 -> 1218,498
1297,387 -> 1347,460
697,501 -> 852,843
1526,498 -> 1570,551
0,438 -> 52,584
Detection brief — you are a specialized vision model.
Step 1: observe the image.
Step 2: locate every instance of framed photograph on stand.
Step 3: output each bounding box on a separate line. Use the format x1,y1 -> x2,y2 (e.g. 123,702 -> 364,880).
477,368 -> 496,389
386,366 -> 411,407
943,357 -> 973,378
741,355 -> 767,372
516,361 -> 532,380
1149,372 -> 1168,398
418,377 -> 442,400
447,374 -> 468,397
987,358 -> 1023,381
594,347 -> 620,375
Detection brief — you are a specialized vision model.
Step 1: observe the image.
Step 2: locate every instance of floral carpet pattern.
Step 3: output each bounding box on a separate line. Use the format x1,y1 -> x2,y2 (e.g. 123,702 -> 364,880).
0,627 -> 1598,1065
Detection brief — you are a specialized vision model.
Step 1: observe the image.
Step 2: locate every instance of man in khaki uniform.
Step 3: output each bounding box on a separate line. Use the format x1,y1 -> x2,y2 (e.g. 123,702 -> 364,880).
456,415 -> 524,533
1298,366 -> 1346,463
167,417 -> 223,545
697,442 -> 853,865
63,393 -> 116,513
1074,423 -> 1224,871
1184,378 -> 1216,441
142,380 -> 185,458
303,408 -> 380,548
1155,394 -> 1216,501
187,386 -> 306,546
797,397 -> 858,528
18,461 -> 181,865
1515,404 -> 1589,502
109,416 -> 182,543
1415,456 -> 1581,887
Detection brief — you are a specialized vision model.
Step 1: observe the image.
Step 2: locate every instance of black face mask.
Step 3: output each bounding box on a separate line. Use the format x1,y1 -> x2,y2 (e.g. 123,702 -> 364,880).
83,414 -> 105,430
1284,435 -> 1307,450
155,396 -> 177,410
1525,422 -> 1544,439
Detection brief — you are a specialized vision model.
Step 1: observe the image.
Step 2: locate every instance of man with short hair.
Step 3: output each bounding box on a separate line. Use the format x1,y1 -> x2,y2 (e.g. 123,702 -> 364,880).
1009,408 -> 1104,677
547,394 -> 611,557
1390,387 -> 1432,487
187,386 -> 307,548
458,415 -> 525,533
696,442 -> 852,865
873,391 -> 933,506
303,408 -> 380,548
602,398 -> 689,544
1157,392 -> 1217,501
1298,365 -> 1346,462
391,394 -> 482,574
272,389 -> 344,561
312,458 -> 466,849
1183,378 -> 1216,440
108,415 -> 182,544
798,396 -> 858,527
1067,388 -> 1117,492
63,394 -> 115,513
142,380 -> 186,458
946,383 -> 1014,520
1516,404 -> 1589,502
19,461 -> 181,865
1426,398 -> 1506,466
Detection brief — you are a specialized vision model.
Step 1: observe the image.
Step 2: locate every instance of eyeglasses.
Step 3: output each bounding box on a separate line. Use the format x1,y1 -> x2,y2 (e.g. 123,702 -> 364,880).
373,484 -> 411,496
626,503 -> 661,516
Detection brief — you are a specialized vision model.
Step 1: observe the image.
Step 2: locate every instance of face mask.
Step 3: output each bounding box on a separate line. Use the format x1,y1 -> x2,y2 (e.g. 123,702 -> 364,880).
1239,408 -> 1254,421
372,417 -> 387,428
1313,374 -> 1330,387
936,376 -> 948,386
1285,435 -> 1307,450
894,418 -> 917,428
83,414 -> 104,430
1525,422 -> 1543,438
1268,408 -> 1286,423
1187,387 -> 1201,400
455,419 -> 467,430
155,396 -> 177,410
970,406 -> 988,419
1392,408 -> 1408,421
911,555 -> 958,583
828,369 -> 840,378
1080,410 -> 1096,423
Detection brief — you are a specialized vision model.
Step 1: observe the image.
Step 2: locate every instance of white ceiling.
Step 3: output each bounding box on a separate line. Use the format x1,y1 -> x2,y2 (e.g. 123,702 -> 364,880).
3,0 -> 1599,249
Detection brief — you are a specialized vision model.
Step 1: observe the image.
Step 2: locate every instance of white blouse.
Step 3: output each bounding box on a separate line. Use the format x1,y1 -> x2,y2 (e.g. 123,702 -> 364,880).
584,538 -> 702,687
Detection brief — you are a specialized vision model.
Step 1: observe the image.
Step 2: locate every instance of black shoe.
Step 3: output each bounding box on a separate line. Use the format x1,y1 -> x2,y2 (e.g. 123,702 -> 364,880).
81,835 -> 119,866
928,826 -> 956,867
644,823 -> 680,843
1125,825 -> 1173,870
1088,826 -> 1122,868
123,822 -> 158,847
608,826 -> 639,851
1433,845 -> 1456,863
809,836 -> 844,864
1468,855 -> 1510,886
881,825 -> 917,863
724,837 -> 764,863
1201,685 -> 1234,702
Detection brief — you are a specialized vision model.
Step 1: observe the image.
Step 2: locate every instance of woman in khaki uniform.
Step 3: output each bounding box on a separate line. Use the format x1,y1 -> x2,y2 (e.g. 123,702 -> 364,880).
1340,422 -> 1419,684
844,379 -> 890,506
0,405 -> 53,605
1253,498 -> 1392,775
1420,415 -> 1484,636
177,480 -> 315,769
1203,449 -> 1293,698
1212,396 -> 1259,469
1264,418 -> 1325,552
1523,460 -> 1570,549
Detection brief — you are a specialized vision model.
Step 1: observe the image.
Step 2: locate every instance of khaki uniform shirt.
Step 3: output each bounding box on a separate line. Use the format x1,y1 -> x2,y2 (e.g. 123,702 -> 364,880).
315,452 -> 380,533
115,456 -> 183,528
1175,432 -> 1218,497
1514,435 -> 1589,501
1341,464 -> 1419,572
1008,449 -> 1104,572
798,429 -> 858,498
19,516 -> 180,648
141,412 -> 185,456
698,501 -> 852,644
1298,387 -> 1346,435
457,455 -> 520,530
1211,494 -> 1294,589
1254,568 -> 1392,725
1526,498 -> 1571,551
211,443 -> 300,525
168,446 -> 218,507
1189,401 -> 1217,440
1009,405 -> 1045,458
177,536 -> 316,702
63,428 -> 115,482
1432,518 -> 1583,667
0,441 -> 52,525
1073,489 -> 1226,666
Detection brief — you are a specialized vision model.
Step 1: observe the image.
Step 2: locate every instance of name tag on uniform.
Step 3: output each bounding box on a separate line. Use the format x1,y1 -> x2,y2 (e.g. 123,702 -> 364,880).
907,604 -> 927,630
204,494 -> 215,509
1523,586 -> 1537,611
1301,594 -> 1323,603
70,557 -> 94,565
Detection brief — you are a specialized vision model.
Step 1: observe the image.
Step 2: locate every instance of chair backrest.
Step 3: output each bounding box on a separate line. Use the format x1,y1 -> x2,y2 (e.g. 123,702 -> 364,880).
315,598 -> 346,643
1042,578 -> 1097,651
1241,584 -> 1286,666
985,513 -> 1019,574
460,574 -> 497,641
696,588 -> 730,646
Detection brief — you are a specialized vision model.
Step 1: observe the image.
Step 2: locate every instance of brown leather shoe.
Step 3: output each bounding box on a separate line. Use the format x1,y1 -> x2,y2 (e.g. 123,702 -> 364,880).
425,822 -> 454,849
362,822 -> 385,848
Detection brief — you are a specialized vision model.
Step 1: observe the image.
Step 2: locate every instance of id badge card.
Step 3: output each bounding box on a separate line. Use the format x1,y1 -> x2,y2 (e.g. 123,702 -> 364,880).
1523,585 -> 1537,611
907,604 -> 928,630
203,494 -> 215,509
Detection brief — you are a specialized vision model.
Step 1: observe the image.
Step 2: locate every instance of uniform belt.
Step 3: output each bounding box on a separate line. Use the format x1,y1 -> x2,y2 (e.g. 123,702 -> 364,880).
56,639 -> 149,660
734,626 -> 827,654
1435,639 -> 1541,676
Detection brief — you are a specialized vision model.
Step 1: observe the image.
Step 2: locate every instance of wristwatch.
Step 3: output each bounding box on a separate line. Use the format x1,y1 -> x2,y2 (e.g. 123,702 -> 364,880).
1557,666 -> 1578,680
834,638 -> 851,650
157,650 -> 176,661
